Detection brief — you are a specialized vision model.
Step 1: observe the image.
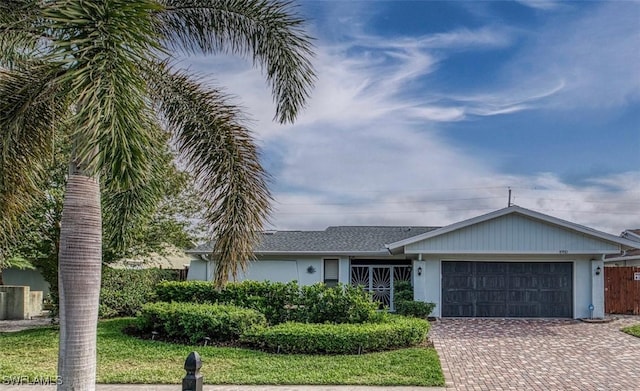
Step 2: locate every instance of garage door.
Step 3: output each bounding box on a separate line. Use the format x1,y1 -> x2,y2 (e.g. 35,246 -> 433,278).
442,261 -> 573,318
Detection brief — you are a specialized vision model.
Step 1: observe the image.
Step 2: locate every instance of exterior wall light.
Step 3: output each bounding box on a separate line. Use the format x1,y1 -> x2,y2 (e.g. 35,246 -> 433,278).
595,266 -> 601,276
417,266 -> 422,276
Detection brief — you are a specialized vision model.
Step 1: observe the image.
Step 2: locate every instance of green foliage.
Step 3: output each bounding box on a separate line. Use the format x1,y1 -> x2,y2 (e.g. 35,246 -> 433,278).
395,301 -> 436,318
136,302 -> 267,345
394,281 -> 414,302
622,324 -> 640,338
394,280 -> 435,318
0,318 -> 445,386
3,132 -> 203,312
296,283 -> 381,324
155,280 -> 380,325
242,315 -> 430,354
99,268 -> 181,318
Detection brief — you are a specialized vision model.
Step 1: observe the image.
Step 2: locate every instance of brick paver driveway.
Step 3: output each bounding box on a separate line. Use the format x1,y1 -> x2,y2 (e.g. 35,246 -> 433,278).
429,316 -> 640,391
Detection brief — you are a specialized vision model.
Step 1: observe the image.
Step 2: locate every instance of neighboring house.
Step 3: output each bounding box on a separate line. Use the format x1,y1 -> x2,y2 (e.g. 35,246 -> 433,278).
109,245 -> 193,271
604,229 -> 640,267
187,205 -> 638,319
3,246 -> 193,297
2,267 -> 50,297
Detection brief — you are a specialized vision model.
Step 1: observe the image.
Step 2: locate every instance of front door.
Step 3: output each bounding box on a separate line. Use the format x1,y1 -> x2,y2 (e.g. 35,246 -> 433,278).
350,264 -> 412,310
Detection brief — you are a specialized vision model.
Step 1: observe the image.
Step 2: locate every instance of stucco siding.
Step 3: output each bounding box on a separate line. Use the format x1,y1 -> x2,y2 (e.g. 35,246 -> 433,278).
187,259 -> 212,281
406,214 -> 620,254
3,268 -> 50,297
422,259 -> 441,317
574,259 -> 594,319
187,257 -> 324,286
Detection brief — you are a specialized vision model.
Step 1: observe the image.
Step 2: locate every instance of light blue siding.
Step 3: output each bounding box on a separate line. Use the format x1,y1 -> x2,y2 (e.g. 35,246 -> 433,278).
187,257 -> 324,286
406,214 -> 620,254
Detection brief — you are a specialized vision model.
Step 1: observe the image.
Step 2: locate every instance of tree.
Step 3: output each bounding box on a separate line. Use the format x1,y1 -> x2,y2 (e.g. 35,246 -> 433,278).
6,134 -> 203,310
0,1 -> 315,390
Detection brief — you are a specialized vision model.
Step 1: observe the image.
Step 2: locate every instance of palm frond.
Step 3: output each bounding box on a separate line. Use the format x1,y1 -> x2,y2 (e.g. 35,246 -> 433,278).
148,64 -> 271,286
158,0 -> 316,123
1,256 -> 35,271
0,1 -> 44,69
0,65 -> 67,260
101,128 -> 173,259
43,0 -> 164,189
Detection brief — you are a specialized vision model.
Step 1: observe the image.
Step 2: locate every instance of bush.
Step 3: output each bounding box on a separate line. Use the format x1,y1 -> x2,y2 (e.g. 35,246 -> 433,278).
296,283 -> 380,324
135,301 -> 267,344
155,280 -> 380,325
393,280 -> 435,318
100,267 -> 180,318
394,281 -> 414,302
155,280 -> 300,324
395,301 -> 436,318
242,315 -> 429,354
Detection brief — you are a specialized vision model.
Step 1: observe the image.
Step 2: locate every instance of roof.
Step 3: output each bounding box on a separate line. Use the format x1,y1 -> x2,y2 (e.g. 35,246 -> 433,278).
109,245 -> 193,270
188,226 -> 439,255
386,205 -> 640,251
621,229 -> 640,243
605,229 -> 640,262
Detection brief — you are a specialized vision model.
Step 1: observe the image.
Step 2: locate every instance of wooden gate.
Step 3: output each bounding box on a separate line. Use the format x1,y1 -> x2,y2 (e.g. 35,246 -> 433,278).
605,266 -> 640,315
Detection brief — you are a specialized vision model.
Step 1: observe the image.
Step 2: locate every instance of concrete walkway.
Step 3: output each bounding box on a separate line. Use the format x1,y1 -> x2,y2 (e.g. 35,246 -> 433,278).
429,316 -> 640,391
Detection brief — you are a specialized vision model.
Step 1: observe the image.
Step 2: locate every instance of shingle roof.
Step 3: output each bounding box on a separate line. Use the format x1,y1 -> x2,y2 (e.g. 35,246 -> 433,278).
188,226 -> 439,255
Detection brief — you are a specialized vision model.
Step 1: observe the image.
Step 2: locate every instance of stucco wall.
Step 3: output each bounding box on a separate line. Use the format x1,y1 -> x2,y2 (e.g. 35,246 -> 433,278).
187,256 -> 327,286
3,268 -> 50,297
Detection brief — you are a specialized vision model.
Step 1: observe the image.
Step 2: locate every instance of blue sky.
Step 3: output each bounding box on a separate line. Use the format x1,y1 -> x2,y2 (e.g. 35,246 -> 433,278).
186,0 -> 639,234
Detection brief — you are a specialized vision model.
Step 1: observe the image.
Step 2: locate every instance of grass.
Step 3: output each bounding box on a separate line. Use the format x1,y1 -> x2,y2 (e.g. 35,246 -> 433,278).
622,324 -> 640,338
0,318 -> 444,386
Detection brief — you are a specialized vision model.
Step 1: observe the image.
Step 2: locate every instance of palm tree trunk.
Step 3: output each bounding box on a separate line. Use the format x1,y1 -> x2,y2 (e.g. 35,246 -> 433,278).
57,174 -> 102,391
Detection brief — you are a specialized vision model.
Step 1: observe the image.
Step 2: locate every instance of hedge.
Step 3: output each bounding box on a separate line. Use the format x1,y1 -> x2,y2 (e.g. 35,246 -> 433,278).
135,301 -> 267,345
394,280 -> 436,318
155,280 -> 380,325
241,315 -> 430,354
100,267 -> 180,318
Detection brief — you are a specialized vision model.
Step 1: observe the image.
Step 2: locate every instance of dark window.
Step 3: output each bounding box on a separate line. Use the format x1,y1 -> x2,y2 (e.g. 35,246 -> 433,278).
324,259 -> 339,287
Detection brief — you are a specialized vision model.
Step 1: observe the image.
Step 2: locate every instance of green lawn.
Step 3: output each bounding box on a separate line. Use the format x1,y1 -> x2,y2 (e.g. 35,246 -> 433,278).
0,318 -> 444,386
622,324 -> 640,338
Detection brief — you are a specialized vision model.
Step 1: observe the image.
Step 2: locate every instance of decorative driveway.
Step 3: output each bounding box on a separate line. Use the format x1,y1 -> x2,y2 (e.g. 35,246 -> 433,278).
429,316 -> 640,391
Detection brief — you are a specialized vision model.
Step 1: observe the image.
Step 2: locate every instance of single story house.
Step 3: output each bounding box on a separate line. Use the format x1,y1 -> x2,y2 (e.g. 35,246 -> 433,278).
187,205 -> 638,319
604,229 -> 640,266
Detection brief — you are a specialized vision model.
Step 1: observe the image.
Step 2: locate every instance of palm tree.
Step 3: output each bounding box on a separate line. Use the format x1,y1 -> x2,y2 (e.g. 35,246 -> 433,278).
0,1 -> 315,390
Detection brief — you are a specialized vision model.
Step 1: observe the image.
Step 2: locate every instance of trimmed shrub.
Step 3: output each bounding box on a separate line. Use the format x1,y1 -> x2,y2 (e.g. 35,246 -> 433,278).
296,283 -> 380,324
135,301 -> 267,344
100,267 -> 180,318
394,281 -> 414,302
155,280 -> 380,325
218,280 -> 301,324
242,315 -> 430,354
395,300 -> 436,318
155,280 -> 300,324
393,280 -> 435,318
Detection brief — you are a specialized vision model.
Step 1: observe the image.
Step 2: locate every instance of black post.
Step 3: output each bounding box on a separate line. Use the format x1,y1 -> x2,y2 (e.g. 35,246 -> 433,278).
182,351 -> 203,391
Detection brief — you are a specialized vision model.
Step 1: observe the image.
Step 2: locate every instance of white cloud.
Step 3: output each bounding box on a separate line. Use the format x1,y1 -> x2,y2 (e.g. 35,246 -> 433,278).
503,2 -> 640,110
515,0 -> 562,11
179,2 -> 639,237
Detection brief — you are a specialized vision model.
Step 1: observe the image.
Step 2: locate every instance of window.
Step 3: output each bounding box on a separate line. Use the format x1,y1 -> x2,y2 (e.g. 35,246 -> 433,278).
324,259 -> 339,287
